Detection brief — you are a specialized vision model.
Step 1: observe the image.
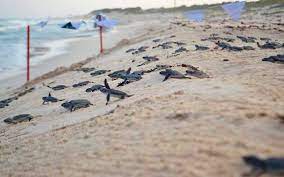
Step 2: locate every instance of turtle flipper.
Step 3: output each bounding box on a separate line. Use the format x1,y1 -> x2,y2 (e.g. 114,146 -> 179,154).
117,79 -> 127,87
163,74 -> 171,82
106,94 -> 110,105
104,79 -> 110,89
126,68 -> 132,74
70,105 -> 74,112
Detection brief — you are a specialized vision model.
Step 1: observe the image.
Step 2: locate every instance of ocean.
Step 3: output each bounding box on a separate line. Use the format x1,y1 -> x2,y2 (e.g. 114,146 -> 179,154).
0,18 -> 98,80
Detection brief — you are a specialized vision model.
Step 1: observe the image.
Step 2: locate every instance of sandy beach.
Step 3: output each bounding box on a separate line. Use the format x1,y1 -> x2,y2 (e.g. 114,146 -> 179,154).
0,2 -> 284,177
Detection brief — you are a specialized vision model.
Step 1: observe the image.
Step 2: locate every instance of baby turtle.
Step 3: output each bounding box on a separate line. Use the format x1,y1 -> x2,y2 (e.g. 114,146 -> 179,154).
215,41 -> 243,52
243,155 -> 284,177
76,67 -> 96,73
0,102 -> 9,109
132,46 -> 149,55
257,42 -> 283,49
142,56 -> 159,62
153,42 -> 173,49
126,48 -> 136,53
86,85 -> 105,92
42,93 -> 64,105
229,46 -> 243,52
72,81 -> 92,88
174,42 -> 187,46
243,46 -> 255,50
47,85 -> 68,91
237,36 -> 256,43
260,37 -> 271,41
160,69 -> 191,81
4,114 -> 33,124
202,36 -> 235,43
186,65 -> 209,79
108,70 -> 128,80
100,79 -> 133,105
262,54 -> 284,64
0,97 -> 17,109
153,39 -> 161,43
117,68 -> 143,87
138,56 -> 159,66
61,99 -> 93,112
1,97 -> 17,105
173,47 -> 189,54
90,70 -> 110,76
216,41 -> 231,49
195,45 -> 209,51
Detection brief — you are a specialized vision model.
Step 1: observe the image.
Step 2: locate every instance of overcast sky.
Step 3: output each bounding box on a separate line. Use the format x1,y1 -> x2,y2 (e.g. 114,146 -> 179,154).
0,0 -> 257,18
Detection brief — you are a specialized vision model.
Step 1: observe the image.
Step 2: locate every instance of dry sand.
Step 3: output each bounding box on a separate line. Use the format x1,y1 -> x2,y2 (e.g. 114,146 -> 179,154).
0,8 -> 284,177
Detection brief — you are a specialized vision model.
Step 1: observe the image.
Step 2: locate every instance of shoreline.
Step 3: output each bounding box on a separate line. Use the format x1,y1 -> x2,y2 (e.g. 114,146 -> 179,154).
0,19 -> 166,96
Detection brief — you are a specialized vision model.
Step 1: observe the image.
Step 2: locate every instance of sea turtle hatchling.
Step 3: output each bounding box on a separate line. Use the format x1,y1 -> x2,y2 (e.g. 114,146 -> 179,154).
47,85 -> 68,91
243,155 -> 284,177
90,70 -> 110,77
160,69 -> 191,81
42,93 -> 64,105
99,79 -> 133,105
61,100 -> 93,112
72,81 -> 92,88
86,85 -> 105,92
3,114 -> 34,124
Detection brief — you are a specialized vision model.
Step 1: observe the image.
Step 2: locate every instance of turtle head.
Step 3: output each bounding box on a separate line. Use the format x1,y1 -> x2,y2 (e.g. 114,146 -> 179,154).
61,101 -> 71,109
104,79 -> 110,89
243,155 -> 265,169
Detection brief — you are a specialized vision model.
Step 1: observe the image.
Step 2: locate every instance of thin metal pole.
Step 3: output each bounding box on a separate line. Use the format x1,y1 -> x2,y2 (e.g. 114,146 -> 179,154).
27,25 -> 30,82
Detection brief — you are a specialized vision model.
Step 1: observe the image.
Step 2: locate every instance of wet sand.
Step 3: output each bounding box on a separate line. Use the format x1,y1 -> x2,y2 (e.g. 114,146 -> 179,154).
0,6 -> 284,177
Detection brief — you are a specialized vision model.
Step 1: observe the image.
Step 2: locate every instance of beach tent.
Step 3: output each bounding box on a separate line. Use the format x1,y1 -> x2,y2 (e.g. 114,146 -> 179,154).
222,1 -> 246,21
61,21 -> 86,30
185,10 -> 204,22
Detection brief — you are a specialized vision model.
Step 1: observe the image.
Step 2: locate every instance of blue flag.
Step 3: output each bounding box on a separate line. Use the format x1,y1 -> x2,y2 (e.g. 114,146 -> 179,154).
96,19 -> 117,28
222,1 -> 246,21
185,10 -> 204,22
36,20 -> 48,28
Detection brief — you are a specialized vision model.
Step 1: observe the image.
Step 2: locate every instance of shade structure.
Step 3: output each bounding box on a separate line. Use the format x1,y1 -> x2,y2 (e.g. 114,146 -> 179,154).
61,21 -> 86,30
222,1 -> 246,21
185,10 -> 204,22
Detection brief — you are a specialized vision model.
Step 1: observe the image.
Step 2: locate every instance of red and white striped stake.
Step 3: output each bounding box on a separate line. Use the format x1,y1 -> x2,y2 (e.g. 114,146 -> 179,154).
98,15 -> 104,54
26,25 -> 30,82
100,25 -> 103,54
